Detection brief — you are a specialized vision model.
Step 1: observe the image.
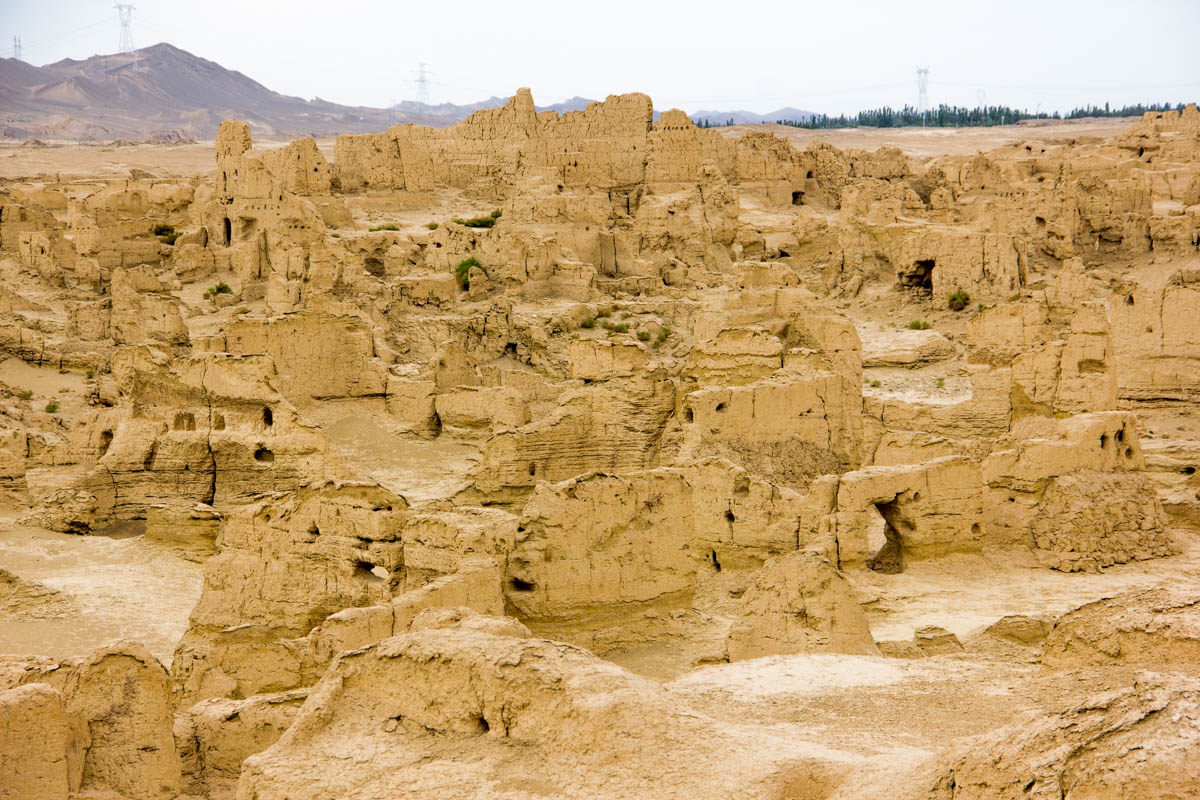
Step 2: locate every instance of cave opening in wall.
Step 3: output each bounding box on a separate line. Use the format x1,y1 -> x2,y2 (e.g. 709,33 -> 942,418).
223,217 -> 232,245
898,259 -> 935,294
867,500 -> 906,574
355,560 -> 389,581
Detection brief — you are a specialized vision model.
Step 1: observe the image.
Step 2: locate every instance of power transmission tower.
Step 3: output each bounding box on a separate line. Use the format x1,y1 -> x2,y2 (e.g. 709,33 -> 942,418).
415,62 -> 431,106
916,66 -> 929,126
115,4 -> 135,54
12,36 -> 21,61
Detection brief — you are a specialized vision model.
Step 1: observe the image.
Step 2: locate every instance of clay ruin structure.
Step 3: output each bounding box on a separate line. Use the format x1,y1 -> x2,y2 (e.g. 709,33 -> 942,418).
1,93 -> 1200,799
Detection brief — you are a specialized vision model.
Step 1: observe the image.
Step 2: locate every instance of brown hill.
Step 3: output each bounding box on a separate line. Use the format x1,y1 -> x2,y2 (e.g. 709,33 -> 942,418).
0,43 -> 437,141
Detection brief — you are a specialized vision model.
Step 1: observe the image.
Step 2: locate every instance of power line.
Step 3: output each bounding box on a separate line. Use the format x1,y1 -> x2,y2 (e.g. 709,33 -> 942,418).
12,36 -> 20,61
115,3 -> 135,55
415,62 -> 431,105
916,66 -> 929,126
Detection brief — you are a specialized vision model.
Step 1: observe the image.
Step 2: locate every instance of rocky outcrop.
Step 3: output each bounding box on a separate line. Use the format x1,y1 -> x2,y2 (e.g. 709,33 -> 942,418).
920,673 -> 1200,800
982,412 -> 1175,570
0,684 -> 71,800
1042,588 -> 1200,669
725,549 -> 878,660
237,625 -> 834,800
0,641 -> 180,800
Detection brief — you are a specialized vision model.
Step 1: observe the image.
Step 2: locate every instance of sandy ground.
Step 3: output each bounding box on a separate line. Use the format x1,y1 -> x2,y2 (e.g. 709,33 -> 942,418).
0,139 -> 325,181
721,117 -> 1139,159
0,508 -> 203,664
304,400 -> 481,503
0,117 -> 1138,181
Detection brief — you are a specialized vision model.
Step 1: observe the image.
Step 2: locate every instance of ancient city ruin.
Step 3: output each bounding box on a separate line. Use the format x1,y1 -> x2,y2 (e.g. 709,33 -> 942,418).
1,91 -> 1199,798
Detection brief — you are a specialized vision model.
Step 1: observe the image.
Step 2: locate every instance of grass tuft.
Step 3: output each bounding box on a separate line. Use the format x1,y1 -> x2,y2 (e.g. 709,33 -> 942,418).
451,215 -> 495,228
455,256 -> 481,289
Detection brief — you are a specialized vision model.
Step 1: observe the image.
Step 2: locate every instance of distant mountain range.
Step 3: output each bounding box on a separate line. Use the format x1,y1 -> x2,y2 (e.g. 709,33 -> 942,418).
388,95 -> 600,126
0,42 -> 819,141
690,107 -> 817,126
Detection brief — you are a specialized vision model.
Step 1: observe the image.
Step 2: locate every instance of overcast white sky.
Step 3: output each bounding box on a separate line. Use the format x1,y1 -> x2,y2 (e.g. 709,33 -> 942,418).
2,0 -> 1197,115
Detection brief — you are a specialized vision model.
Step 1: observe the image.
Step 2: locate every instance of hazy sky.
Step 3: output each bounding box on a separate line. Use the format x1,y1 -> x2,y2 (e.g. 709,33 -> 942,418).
2,0 -> 1197,115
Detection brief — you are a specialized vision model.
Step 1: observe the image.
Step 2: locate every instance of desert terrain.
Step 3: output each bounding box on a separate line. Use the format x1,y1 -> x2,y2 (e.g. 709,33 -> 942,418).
1,96 -> 1199,799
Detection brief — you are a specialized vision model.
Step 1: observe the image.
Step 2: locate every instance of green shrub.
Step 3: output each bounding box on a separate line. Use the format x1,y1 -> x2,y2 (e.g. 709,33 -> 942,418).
368,224 -> 400,232
85,369 -> 95,379
451,215 -> 495,229
907,319 -> 930,330
948,290 -> 971,311
936,378 -> 945,389
977,303 -> 984,311
581,317 -> 596,329
1008,293 -> 1021,302
595,306 -> 612,318
611,322 -> 629,333
17,390 -> 32,401
455,256 -> 481,289
427,222 -> 439,230
637,330 -> 651,342
153,223 -> 179,245
490,209 -> 502,219
331,232 -> 341,238
44,401 -> 59,413
870,380 -> 882,388
204,282 -> 233,300
656,328 -> 671,345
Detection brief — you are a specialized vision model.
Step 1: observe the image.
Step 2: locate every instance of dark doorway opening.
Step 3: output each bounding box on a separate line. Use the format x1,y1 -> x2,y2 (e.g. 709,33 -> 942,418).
899,259 -> 935,294
867,500 -> 906,573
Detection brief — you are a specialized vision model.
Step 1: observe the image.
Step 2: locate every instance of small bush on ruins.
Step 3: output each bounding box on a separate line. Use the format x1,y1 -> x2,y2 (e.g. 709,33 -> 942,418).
656,328 -> 671,345
455,256 -> 481,289
368,224 -> 400,232
427,222 -> 438,230
638,330 -> 651,342
596,306 -> 612,318
85,369 -> 94,379
948,290 -> 971,311
331,232 -> 340,238
907,319 -> 930,330
581,317 -> 596,329
936,378 -> 945,388
491,209 -> 503,219
153,223 -> 179,245
17,390 -> 33,401
870,380 -> 882,388
610,322 -> 630,333
452,215 -> 496,229
204,282 -> 233,301
44,401 -> 59,413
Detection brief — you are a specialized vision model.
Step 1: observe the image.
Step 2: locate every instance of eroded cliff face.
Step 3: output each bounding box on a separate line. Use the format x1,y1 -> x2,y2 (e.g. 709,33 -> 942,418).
2,99 -> 1199,799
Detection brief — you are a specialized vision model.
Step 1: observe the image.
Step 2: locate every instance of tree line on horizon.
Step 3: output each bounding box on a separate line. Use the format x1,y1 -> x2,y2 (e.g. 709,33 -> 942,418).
694,101 -> 1191,129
